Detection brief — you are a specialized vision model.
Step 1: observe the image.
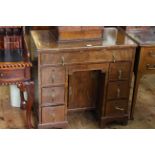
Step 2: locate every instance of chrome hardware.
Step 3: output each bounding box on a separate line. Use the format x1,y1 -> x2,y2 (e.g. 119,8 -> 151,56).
61,56 -> 65,66
115,106 -> 124,111
117,88 -> 120,98
118,69 -> 122,80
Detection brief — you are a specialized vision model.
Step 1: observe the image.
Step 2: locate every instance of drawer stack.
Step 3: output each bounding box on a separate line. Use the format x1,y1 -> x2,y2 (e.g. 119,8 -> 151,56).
38,48 -> 135,128
103,61 -> 132,124
40,66 -> 67,128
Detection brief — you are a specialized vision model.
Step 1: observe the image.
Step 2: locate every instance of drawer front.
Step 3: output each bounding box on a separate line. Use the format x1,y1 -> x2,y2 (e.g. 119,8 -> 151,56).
107,81 -> 129,100
0,68 -> 29,82
41,67 -> 65,86
42,86 -> 65,105
109,62 -> 131,81
105,100 -> 128,117
40,49 -> 133,66
142,48 -> 155,71
41,105 -> 65,124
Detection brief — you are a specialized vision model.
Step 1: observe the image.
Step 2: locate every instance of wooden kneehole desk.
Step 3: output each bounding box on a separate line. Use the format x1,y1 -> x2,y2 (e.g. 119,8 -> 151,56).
30,28 -> 137,128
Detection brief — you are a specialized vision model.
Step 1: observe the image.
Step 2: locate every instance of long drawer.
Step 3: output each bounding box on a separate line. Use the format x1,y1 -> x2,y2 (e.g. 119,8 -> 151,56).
105,100 -> 128,117
41,67 -> 65,86
40,49 -> 134,66
107,81 -> 129,100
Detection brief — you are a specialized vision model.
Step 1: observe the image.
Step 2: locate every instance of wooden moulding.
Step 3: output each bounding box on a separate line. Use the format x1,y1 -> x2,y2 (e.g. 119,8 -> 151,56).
53,26 -> 104,43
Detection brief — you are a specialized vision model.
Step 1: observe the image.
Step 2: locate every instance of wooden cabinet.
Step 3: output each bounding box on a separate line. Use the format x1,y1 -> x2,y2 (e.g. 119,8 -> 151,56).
31,27 -> 136,128
127,28 -> 155,119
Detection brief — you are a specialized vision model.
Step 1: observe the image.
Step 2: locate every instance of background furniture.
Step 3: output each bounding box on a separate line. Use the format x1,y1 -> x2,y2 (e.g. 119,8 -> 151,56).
30,27 -> 137,128
126,27 -> 155,119
0,26 -> 34,128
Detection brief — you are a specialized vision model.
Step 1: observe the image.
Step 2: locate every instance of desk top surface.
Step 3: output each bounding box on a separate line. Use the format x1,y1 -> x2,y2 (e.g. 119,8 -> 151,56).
127,28 -> 155,46
31,27 -> 136,52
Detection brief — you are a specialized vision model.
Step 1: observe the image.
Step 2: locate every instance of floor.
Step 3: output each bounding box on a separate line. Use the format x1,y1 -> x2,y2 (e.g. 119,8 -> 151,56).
0,74 -> 155,129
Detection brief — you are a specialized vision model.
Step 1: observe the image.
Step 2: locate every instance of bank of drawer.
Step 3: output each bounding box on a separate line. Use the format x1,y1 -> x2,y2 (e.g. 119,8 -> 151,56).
107,81 -> 129,100
41,67 -> 65,86
105,100 -> 128,117
109,62 -> 131,81
42,86 -> 65,105
40,49 -> 133,65
41,105 -> 65,124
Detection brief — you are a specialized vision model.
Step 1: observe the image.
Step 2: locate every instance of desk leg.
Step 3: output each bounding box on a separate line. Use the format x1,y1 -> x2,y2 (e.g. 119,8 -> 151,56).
130,73 -> 142,120
25,81 -> 34,128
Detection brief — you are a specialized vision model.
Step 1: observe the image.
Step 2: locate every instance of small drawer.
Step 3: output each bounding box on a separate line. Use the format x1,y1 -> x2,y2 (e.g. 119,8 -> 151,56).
109,62 -> 131,81
105,100 -> 128,117
143,48 -> 155,64
42,86 -> 65,105
142,48 -> 155,71
41,67 -> 65,86
0,68 -> 30,83
41,105 -> 65,124
107,81 -> 129,100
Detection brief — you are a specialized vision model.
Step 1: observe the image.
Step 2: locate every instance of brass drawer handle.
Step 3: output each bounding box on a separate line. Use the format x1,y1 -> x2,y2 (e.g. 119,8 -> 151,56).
146,64 -> 155,70
61,56 -> 65,66
149,51 -> 155,57
51,75 -> 55,83
115,106 -> 124,111
0,73 -> 4,77
117,88 -> 120,98
118,69 -> 122,80
112,53 -> 116,63
51,89 -> 56,101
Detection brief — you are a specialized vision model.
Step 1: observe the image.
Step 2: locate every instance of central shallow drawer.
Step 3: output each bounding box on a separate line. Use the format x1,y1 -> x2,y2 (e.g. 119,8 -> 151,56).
42,86 -> 65,105
41,105 -> 65,124
40,49 -> 133,66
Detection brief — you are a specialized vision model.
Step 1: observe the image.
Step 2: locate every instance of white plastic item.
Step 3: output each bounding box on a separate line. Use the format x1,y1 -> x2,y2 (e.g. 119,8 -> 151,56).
10,85 -> 27,107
